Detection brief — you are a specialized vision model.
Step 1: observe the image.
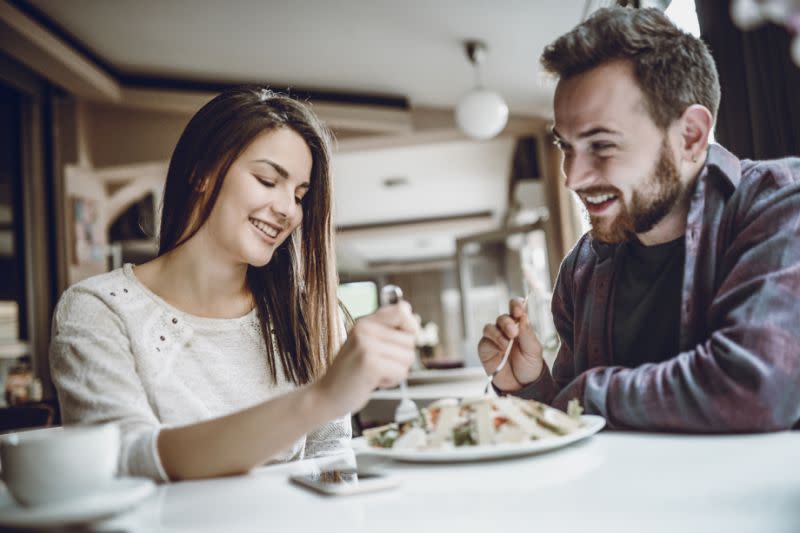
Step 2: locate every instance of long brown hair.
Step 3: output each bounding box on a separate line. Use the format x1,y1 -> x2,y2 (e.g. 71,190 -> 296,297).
540,7 -> 720,129
158,86 -> 342,385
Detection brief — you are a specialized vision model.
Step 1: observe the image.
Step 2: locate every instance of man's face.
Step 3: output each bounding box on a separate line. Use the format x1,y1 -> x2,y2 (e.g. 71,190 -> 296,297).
553,59 -> 685,244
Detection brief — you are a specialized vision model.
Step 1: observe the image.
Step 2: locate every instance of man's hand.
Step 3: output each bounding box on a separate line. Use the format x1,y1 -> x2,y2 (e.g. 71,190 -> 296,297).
477,297 -> 544,392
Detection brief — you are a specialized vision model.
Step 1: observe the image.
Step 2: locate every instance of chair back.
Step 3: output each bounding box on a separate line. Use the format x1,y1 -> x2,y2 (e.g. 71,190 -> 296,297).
0,403 -> 55,434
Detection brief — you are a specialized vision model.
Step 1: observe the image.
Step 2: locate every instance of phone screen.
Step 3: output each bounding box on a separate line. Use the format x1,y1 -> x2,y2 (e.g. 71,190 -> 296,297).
289,469 -> 399,496
315,469 -> 381,483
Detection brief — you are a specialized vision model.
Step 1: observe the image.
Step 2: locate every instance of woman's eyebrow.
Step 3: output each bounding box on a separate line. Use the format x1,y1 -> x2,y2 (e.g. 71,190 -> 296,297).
251,158 -> 289,178
251,158 -> 310,189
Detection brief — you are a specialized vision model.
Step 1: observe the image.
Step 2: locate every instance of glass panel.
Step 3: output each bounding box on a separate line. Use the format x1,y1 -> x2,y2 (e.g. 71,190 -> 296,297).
0,83 -> 24,341
457,223 -> 557,367
337,281 -> 378,319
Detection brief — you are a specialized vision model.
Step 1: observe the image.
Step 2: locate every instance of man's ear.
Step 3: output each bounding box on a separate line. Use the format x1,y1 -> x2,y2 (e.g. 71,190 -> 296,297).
679,104 -> 713,163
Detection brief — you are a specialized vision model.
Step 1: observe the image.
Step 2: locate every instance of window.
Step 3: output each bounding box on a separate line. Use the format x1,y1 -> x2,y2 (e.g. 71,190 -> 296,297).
337,281 -> 378,319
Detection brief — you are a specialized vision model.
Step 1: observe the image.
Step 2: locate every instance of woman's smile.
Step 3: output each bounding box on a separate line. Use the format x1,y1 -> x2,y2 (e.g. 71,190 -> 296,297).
248,216 -> 281,240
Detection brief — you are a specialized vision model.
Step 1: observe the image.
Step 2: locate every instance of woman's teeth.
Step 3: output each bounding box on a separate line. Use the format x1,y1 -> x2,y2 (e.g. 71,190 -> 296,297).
249,218 -> 279,238
585,193 -> 617,205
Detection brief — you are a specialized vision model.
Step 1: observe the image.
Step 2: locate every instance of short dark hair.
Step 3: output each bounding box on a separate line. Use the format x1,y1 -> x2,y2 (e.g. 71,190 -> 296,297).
540,7 -> 720,129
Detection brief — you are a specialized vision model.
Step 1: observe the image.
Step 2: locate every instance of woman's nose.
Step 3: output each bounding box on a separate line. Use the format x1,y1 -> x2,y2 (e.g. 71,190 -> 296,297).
269,188 -> 296,220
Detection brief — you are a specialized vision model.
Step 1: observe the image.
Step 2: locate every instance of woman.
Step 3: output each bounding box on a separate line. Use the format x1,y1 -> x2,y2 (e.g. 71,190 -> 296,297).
50,87 -> 417,481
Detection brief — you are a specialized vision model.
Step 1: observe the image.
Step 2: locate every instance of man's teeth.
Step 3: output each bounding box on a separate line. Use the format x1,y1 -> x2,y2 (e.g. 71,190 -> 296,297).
250,218 -> 279,238
585,193 -> 617,205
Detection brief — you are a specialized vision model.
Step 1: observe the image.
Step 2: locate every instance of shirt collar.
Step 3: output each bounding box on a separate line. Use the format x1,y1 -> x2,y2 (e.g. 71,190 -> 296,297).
590,239 -> 616,262
705,143 -> 742,190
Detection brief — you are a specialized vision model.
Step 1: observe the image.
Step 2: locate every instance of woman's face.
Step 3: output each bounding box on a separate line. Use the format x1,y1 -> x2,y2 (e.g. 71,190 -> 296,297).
201,127 -> 313,267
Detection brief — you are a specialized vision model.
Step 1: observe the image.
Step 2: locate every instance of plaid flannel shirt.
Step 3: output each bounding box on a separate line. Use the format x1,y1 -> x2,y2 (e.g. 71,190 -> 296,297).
513,144 -> 800,432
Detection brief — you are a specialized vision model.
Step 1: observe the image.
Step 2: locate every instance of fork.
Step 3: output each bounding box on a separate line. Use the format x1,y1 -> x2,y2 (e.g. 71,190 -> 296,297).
484,291 -> 532,395
380,285 -> 420,424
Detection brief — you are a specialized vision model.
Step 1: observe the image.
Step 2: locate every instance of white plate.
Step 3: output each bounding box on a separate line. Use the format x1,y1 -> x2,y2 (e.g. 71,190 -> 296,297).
0,477 -> 155,528
355,414 -> 605,462
406,367 -> 486,384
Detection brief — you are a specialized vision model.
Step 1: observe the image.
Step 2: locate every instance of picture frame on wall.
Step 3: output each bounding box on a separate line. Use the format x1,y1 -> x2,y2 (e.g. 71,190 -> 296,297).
69,196 -> 104,269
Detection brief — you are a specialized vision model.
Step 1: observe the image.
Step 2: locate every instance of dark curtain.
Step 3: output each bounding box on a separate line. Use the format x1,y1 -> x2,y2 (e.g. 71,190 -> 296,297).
695,0 -> 800,159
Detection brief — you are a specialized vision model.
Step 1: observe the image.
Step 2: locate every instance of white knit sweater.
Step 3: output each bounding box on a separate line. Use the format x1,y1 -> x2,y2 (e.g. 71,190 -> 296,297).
49,264 -> 351,482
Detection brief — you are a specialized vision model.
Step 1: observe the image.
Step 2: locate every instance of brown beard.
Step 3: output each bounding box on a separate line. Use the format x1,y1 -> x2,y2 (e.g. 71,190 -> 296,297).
589,137 -> 683,244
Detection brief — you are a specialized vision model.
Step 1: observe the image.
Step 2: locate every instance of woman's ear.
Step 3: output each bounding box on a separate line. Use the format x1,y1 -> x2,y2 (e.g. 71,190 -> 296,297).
196,178 -> 209,193
679,104 -> 713,163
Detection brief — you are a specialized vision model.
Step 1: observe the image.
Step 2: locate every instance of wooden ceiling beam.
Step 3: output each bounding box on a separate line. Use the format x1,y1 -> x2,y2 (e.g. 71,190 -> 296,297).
0,0 -> 120,100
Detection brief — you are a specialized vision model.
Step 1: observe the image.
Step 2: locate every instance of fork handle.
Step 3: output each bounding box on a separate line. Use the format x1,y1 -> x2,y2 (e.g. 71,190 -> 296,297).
493,339 -> 515,376
494,292 -> 531,376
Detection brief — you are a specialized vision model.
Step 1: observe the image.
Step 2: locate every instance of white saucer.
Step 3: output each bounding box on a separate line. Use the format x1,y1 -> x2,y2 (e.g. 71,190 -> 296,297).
0,477 -> 155,528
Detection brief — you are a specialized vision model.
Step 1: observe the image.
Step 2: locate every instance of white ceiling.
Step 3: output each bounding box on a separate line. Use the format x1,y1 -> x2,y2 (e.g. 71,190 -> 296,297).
26,0 -> 587,116
25,0 -> 595,269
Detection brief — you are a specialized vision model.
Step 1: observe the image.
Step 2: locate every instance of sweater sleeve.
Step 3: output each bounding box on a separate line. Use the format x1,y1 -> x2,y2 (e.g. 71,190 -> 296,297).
304,306 -> 353,458
49,286 -> 169,482
303,413 -> 352,459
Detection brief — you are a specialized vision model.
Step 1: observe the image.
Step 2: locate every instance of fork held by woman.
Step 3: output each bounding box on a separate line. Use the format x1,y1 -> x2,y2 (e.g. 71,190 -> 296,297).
380,285 -> 420,423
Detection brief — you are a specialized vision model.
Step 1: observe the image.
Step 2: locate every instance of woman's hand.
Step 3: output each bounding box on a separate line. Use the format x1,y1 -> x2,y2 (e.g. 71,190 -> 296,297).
477,297 -> 544,392
314,302 -> 419,417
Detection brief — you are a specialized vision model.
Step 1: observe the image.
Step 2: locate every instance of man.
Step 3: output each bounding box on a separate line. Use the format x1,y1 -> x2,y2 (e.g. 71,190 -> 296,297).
478,6 -> 800,431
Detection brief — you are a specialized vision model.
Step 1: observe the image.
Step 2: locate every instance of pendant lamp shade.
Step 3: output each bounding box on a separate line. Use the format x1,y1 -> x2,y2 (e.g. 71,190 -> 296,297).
456,88 -> 509,140
455,40 -> 509,140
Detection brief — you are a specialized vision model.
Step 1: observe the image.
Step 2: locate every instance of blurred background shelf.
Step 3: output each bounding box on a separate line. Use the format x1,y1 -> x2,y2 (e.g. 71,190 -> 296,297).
0,342 -> 29,360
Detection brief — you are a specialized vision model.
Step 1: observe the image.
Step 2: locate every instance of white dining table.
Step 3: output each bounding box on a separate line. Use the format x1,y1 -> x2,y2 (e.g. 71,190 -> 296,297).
88,429 -> 800,533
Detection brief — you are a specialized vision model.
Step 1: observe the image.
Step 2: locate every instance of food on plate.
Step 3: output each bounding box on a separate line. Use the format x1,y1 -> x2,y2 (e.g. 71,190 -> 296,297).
363,396 -> 585,450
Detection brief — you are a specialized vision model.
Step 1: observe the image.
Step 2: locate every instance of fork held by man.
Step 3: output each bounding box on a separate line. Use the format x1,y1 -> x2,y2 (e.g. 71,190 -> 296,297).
478,294 -> 545,395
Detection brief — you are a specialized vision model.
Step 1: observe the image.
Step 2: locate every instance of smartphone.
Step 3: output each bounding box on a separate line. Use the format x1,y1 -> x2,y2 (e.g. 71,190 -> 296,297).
289,469 -> 400,496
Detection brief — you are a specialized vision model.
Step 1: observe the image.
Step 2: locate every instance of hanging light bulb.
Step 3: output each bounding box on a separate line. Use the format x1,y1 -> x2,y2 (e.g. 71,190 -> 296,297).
731,0 -> 800,66
455,40 -> 509,140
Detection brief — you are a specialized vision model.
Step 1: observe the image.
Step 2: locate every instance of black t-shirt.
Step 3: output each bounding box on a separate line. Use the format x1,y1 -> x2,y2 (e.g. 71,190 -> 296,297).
611,236 -> 685,368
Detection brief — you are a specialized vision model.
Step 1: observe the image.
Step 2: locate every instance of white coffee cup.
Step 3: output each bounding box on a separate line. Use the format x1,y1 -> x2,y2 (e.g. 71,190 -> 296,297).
0,424 -> 120,506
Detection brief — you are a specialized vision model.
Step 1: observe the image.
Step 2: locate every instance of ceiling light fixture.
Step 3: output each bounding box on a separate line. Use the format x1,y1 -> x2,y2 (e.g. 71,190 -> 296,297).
455,40 -> 509,140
